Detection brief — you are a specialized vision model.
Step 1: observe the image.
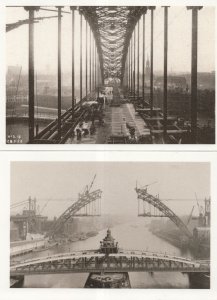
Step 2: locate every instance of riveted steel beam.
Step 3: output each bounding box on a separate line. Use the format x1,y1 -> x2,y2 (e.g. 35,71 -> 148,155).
136,187 -> 192,238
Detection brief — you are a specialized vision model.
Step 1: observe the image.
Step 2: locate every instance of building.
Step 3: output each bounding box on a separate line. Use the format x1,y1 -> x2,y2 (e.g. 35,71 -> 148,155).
10,197 -> 48,241
193,227 -> 210,243
154,75 -> 188,90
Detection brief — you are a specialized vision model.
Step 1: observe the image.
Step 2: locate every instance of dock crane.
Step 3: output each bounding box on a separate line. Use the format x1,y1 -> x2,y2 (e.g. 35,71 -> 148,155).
186,205 -> 195,226
195,193 -> 203,214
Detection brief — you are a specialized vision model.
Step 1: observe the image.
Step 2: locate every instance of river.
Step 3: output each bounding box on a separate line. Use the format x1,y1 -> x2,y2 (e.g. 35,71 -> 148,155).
15,218 -> 194,288
6,121 -> 48,144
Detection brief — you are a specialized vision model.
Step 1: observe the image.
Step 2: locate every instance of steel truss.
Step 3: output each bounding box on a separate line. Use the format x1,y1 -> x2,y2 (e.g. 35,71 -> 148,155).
81,6 -> 148,82
50,189 -> 102,236
10,250 -> 209,276
136,188 -> 193,238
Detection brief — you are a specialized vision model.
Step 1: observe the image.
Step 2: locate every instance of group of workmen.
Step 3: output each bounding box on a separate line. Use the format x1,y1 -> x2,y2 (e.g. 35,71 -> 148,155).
75,95 -> 106,141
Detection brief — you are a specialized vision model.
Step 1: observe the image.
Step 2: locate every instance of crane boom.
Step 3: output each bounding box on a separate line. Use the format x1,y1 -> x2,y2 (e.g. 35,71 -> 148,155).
88,174 -> 96,192
186,205 -> 194,226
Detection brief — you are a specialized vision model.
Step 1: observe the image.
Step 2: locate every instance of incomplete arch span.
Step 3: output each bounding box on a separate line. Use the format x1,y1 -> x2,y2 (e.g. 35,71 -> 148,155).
135,188 -> 193,238
50,189 -> 102,236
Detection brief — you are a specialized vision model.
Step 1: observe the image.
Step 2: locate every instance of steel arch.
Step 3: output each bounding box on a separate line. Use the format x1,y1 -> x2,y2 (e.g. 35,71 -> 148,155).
50,189 -> 102,236
80,6 -> 148,82
10,249 -> 209,276
136,188 -> 193,238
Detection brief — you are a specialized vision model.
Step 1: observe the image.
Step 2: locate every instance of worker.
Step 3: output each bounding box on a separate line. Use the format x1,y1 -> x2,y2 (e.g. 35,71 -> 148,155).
76,122 -> 83,141
82,121 -> 89,136
90,123 -> 96,135
90,105 -> 96,125
180,125 -> 192,144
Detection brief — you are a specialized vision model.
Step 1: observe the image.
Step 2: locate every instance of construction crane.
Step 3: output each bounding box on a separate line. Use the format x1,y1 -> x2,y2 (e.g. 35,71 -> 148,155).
89,174 -> 96,191
80,174 -> 97,196
186,205 -> 195,226
136,181 -> 158,190
39,198 -> 51,215
195,193 -> 204,215
48,175 -> 102,238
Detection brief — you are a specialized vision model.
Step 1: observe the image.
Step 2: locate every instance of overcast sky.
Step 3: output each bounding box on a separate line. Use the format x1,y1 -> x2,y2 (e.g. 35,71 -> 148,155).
11,162 -> 210,219
6,6 -> 215,77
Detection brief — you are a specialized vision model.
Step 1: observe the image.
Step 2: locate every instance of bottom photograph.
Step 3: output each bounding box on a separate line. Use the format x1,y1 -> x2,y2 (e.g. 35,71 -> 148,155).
10,161 -> 210,289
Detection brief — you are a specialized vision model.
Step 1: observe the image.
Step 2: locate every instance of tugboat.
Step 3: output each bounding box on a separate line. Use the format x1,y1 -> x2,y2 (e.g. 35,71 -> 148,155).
85,272 -> 131,288
84,229 -> 131,288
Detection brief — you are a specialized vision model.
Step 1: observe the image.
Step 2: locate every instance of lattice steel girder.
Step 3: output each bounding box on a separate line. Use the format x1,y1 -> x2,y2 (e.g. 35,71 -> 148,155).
136,188 -> 193,238
50,189 -> 102,235
80,6 -> 148,81
10,252 -> 209,276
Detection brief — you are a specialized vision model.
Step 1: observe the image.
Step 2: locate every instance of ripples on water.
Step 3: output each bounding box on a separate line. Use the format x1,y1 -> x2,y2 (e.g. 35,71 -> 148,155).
20,219 -> 191,288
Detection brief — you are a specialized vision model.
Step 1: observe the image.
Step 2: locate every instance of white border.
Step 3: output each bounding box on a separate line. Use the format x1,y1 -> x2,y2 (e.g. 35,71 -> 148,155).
0,0 -> 216,150
0,151 -> 216,299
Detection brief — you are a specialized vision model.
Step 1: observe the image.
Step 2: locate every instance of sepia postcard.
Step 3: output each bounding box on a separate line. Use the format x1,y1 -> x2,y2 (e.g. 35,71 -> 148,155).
0,0 -> 216,300
10,161 -> 210,289
5,5 -> 215,145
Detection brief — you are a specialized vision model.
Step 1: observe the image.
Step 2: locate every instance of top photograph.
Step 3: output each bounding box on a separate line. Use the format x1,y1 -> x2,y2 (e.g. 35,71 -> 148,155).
6,5 -> 215,145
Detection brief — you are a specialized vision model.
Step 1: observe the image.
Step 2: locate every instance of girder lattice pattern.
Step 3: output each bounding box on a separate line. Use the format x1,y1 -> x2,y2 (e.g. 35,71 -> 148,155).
81,6 -> 147,81
50,189 -> 102,236
136,188 -> 192,238
10,250 -> 209,275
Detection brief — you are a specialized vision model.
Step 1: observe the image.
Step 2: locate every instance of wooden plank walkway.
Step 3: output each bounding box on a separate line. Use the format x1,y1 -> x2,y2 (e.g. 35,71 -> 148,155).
67,85 -> 151,144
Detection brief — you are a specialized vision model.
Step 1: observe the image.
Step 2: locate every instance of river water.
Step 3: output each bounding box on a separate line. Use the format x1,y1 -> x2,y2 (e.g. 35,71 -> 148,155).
6,122 -> 48,144
18,219 -> 194,288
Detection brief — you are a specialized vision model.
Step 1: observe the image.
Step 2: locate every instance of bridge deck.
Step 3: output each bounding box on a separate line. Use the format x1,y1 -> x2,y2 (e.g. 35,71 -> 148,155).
67,87 -> 151,144
10,249 -> 210,276
7,80 -> 189,144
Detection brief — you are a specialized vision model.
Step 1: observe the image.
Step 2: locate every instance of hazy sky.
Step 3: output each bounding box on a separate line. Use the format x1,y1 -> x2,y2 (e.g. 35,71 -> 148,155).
6,6 -> 215,77
11,162 -> 210,219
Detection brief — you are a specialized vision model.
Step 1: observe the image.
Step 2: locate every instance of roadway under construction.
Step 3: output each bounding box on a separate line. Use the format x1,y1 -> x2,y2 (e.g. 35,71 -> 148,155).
6,6 -> 214,144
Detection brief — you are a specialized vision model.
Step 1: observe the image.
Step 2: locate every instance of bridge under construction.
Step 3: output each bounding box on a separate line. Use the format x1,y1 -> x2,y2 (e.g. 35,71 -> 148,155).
10,178 -> 210,288
6,6 -> 215,144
